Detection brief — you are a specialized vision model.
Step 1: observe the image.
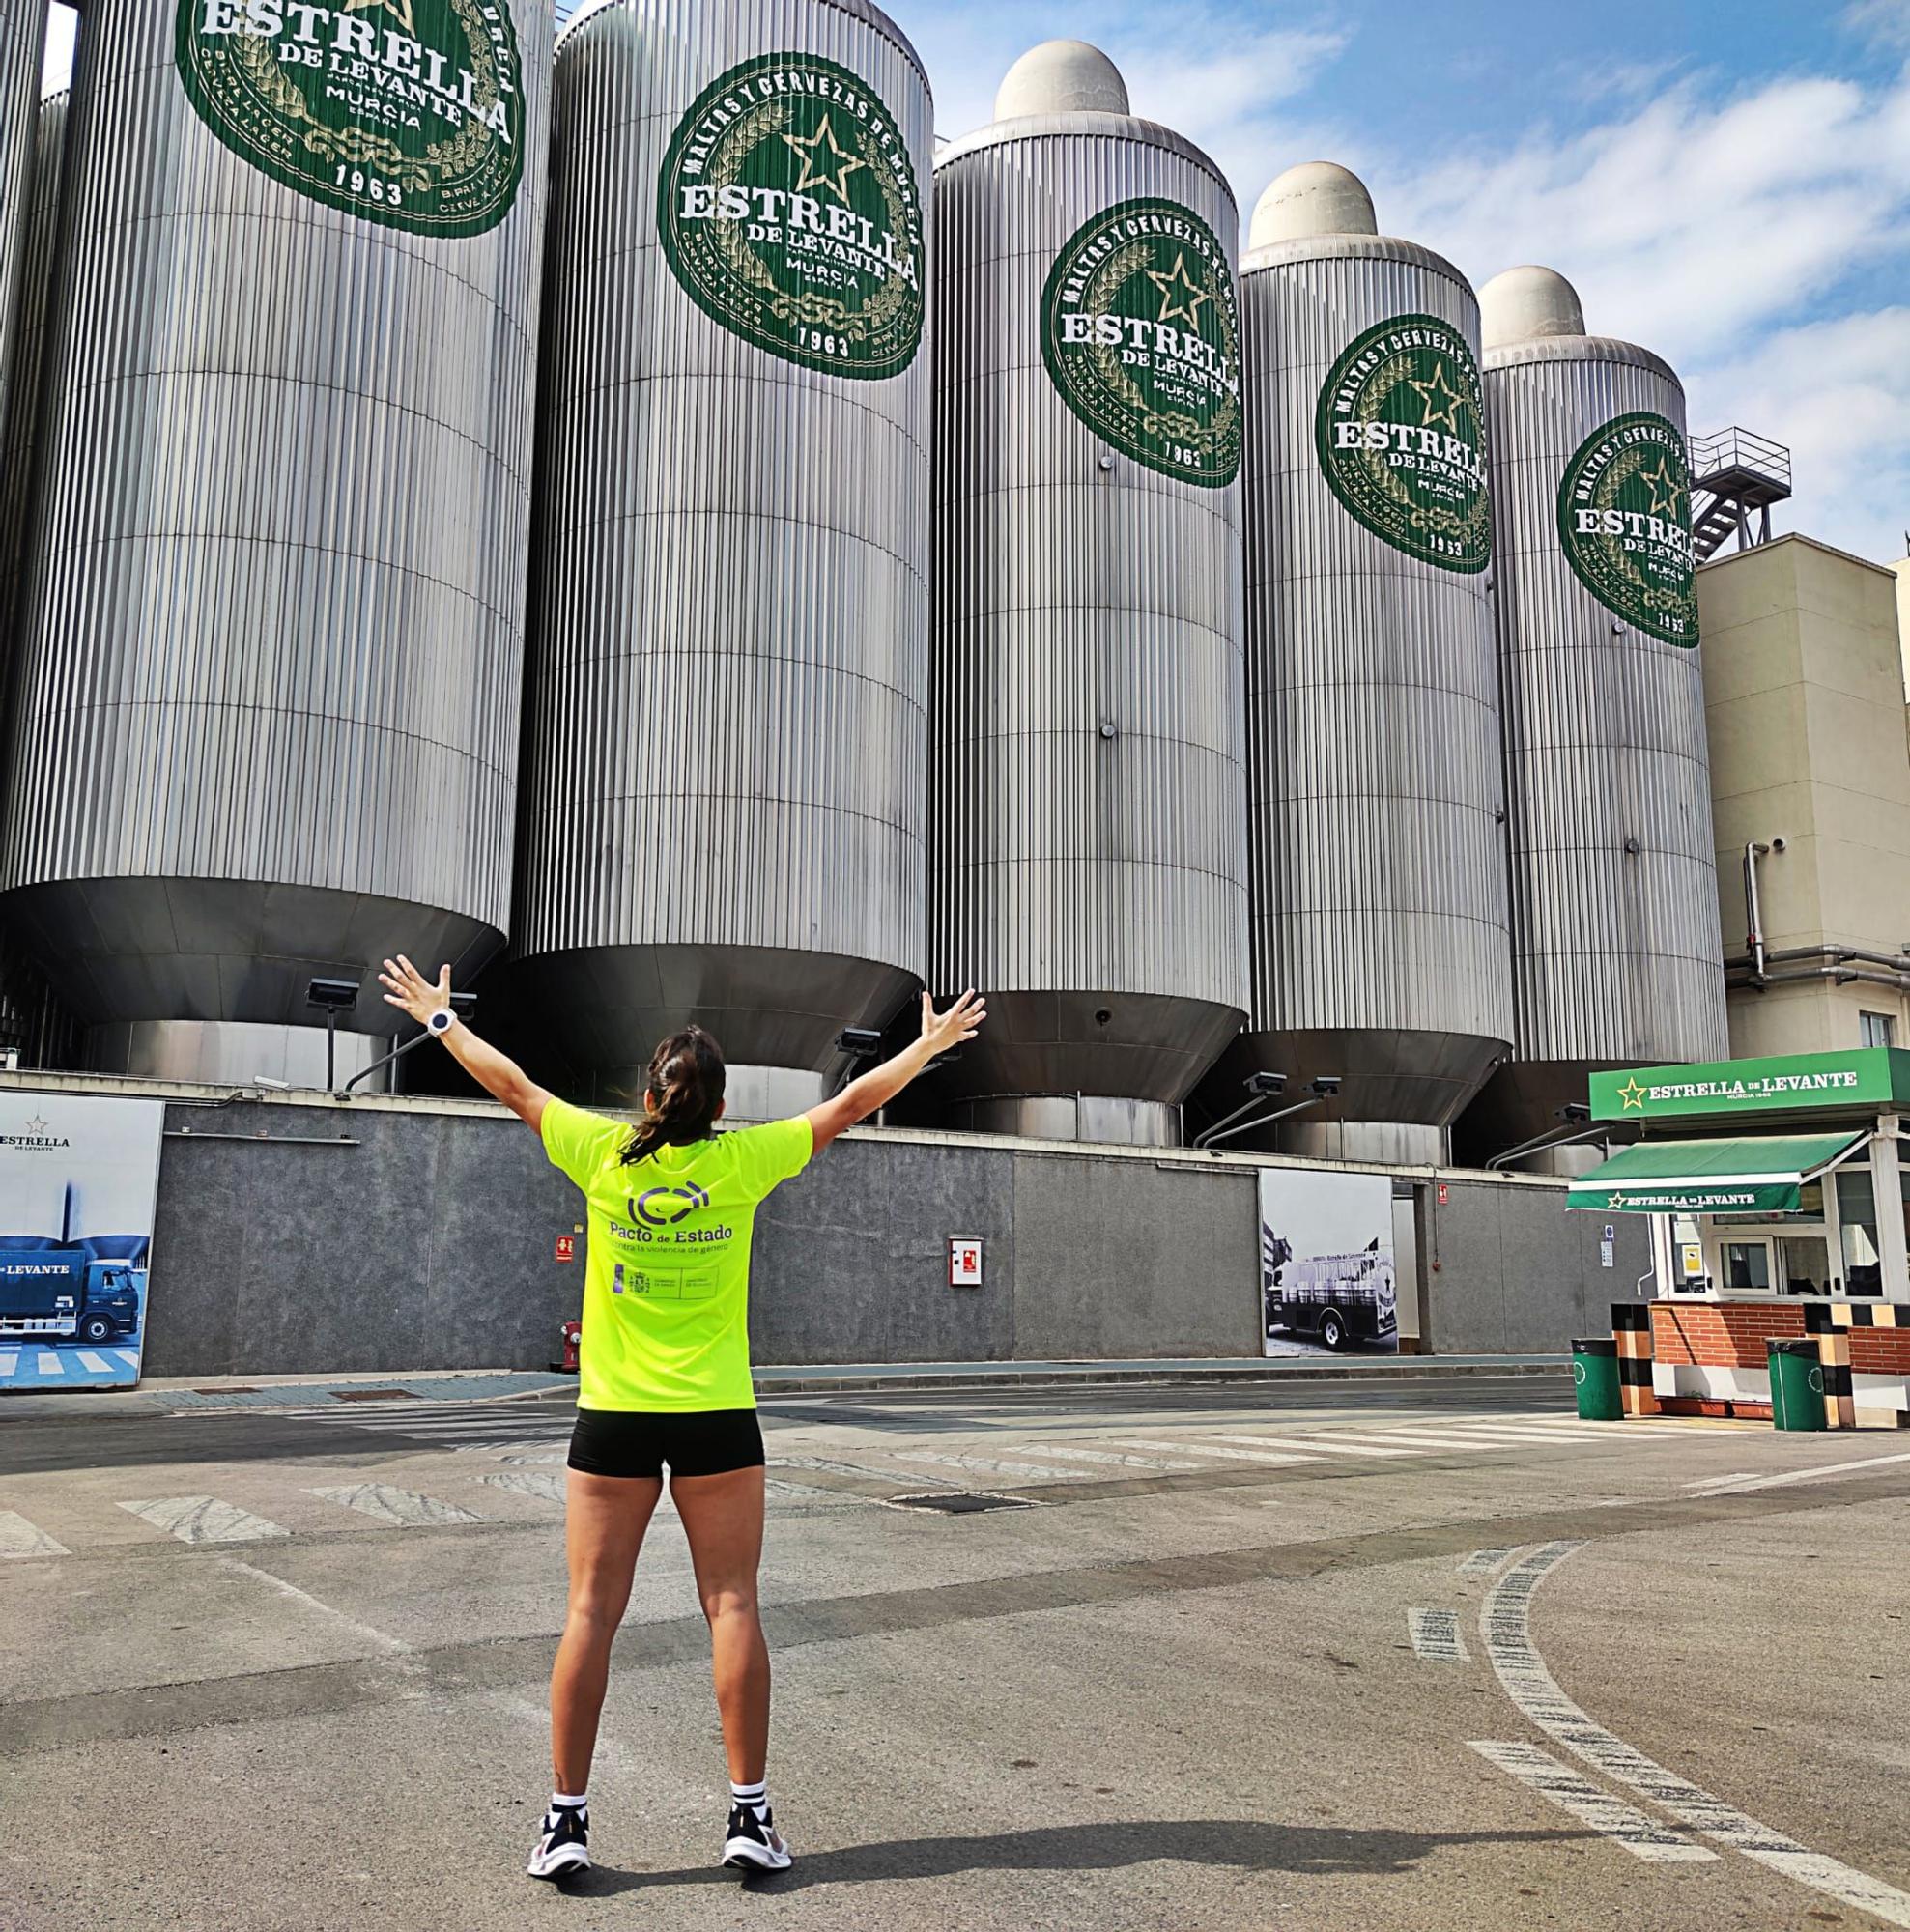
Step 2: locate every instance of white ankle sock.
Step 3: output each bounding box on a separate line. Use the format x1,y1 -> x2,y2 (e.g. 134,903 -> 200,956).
730,1778 -> 768,1818
551,1790 -> 587,1812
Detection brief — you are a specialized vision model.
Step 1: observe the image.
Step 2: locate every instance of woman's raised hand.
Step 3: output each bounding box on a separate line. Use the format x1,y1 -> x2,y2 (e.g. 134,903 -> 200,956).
920,988 -> 986,1057
379,954 -> 452,1028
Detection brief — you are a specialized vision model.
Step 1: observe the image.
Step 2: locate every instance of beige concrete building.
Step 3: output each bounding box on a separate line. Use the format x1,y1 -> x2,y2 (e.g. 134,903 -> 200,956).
1698,533 -> 1910,1058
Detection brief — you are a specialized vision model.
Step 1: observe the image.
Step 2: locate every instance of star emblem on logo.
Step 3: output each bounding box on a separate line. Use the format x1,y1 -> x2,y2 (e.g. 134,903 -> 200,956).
22,1117 -> 47,1137
1608,1194 -> 1626,1209
1638,455 -> 1685,520
782,113 -> 866,206
1408,359 -> 1468,434
1144,252 -> 1212,328
1616,1079 -> 1647,1111
340,0 -> 416,30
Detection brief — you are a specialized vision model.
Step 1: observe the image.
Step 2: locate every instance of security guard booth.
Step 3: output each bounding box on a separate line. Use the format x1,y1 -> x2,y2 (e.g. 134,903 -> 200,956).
1569,1048 -> 1910,1421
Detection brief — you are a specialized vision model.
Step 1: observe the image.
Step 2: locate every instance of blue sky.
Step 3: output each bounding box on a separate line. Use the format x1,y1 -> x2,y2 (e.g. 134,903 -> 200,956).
49,3 -> 1910,564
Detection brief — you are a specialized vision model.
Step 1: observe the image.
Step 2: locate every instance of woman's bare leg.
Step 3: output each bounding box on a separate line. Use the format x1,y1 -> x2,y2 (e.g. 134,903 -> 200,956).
551,1469 -> 662,1793
670,1464 -> 769,1782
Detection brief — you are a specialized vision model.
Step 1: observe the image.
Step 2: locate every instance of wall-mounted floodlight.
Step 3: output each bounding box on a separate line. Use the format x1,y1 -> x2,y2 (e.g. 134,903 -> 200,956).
305,978 -> 361,1091
337,990 -> 479,1100
1309,1075 -> 1342,1098
1194,1069 -> 1341,1151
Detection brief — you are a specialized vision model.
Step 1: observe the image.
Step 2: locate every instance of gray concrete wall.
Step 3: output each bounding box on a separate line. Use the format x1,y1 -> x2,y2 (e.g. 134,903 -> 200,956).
132,1094 -> 1604,1377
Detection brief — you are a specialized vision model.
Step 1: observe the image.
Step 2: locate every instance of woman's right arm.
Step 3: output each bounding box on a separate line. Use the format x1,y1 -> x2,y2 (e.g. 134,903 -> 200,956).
378,955 -> 554,1133
804,989 -> 986,1153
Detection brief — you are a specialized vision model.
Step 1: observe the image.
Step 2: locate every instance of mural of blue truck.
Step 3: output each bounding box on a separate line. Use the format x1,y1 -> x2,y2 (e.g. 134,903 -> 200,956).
0,1251 -> 144,1346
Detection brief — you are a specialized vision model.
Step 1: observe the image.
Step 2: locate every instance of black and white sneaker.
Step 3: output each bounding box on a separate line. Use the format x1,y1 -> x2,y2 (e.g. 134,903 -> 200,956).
723,1803 -> 792,1872
527,1803 -> 590,1880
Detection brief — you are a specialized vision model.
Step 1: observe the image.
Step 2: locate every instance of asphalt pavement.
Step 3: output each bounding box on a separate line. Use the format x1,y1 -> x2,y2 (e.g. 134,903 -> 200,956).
2,1373 -> 1905,1930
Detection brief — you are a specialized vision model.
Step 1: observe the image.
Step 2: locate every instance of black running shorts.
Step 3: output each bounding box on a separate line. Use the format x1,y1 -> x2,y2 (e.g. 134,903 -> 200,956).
567,1406 -> 765,1481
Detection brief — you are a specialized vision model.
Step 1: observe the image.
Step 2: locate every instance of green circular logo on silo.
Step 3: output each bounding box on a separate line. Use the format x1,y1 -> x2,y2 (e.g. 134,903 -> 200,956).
1041,197 -> 1240,489
1314,314 -> 1490,573
174,0 -> 526,239
656,51 -> 925,381
1557,412 -> 1698,645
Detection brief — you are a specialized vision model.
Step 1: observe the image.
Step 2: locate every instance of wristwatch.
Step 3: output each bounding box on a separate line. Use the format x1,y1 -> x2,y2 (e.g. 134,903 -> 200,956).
427,1008 -> 456,1037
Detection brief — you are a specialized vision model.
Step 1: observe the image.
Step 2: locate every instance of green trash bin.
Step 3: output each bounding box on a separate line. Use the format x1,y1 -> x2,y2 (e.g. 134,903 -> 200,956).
1571,1337 -> 1623,1421
1767,1339 -> 1826,1432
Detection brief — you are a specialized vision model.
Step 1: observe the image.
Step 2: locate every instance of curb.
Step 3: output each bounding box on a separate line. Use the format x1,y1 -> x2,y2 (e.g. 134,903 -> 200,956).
754,1360 -> 1569,1397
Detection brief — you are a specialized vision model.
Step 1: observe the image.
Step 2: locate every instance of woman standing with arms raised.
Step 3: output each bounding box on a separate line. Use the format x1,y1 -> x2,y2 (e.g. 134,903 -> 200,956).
377,956 -> 986,1882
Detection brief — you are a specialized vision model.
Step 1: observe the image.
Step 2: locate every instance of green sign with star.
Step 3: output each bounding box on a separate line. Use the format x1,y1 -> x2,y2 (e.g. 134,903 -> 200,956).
174,0 -> 526,239
1040,197 -> 1241,489
1589,1048 -> 1910,1122
1556,411 -> 1698,645
655,50 -> 925,381
1314,313 -> 1490,572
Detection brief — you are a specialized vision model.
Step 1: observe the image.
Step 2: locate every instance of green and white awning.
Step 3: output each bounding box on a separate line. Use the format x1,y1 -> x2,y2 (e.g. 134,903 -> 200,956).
1565,1132 -> 1868,1214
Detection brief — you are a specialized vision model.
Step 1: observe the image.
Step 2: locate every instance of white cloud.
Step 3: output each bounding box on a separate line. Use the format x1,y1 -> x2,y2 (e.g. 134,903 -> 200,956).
42,5 -> 76,97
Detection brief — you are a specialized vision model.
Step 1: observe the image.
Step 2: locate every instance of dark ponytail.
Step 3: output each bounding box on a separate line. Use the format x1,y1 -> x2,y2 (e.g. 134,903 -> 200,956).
621,1025 -> 726,1166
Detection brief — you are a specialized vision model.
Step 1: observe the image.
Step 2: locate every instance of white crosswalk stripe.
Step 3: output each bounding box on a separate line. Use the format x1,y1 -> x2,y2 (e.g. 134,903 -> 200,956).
1026,1444 -> 1204,1471
119,1496 -> 290,1545
35,1352 -> 61,1376
1208,1433 -> 1420,1459
0,1508 -> 69,1557
307,1484 -> 484,1527
0,1351 -> 17,1378
1408,1608 -> 1469,1662
893,1450 -> 1093,1483
773,1453 -> 948,1485
114,1349 -> 142,1369
75,1350 -> 112,1373
1102,1439 -> 1318,1466
480,1471 -> 566,1505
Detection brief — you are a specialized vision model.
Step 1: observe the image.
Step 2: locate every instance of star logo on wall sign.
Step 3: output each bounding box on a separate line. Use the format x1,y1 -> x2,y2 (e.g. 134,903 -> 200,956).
782,114 -> 866,205
1608,1193 -> 1627,1209
1616,1079 -> 1648,1111
1145,252 -> 1212,327
1408,359 -> 1468,434
340,0 -> 416,31
22,1117 -> 48,1137
1639,456 -> 1686,520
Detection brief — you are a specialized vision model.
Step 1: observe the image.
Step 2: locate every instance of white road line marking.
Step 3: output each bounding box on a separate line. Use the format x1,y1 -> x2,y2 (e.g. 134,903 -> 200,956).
1408,1608 -> 1470,1662
1028,1444 -> 1205,1471
1208,1434 -> 1419,1459
1685,1473 -> 1758,1492
1688,1452 -> 1910,1498
1485,1543 -> 1910,1924
114,1350 -> 141,1368
306,1484 -> 483,1527
74,1350 -> 112,1373
1102,1440 -> 1317,1466
773,1454 -> 955,1486
453,1439 -> 571,1457
893,1450 -> 1092,1483
1324,1430 -> 1517,1451
1458,1548 -> 1514,1577
219,1558 -> 415,1656
118,1496 -> 290,1545
1468,1742 -> 1716,1862
0,1352 -> 18,1378
480,1470 -> 567,1505
34,1352 -> 61,1376
0,1509 -> 69,1558
499,1452 -> 566,1465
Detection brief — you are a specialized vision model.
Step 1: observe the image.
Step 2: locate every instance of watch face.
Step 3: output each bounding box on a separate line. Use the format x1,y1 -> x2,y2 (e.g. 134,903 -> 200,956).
430,1009 -> 452,1033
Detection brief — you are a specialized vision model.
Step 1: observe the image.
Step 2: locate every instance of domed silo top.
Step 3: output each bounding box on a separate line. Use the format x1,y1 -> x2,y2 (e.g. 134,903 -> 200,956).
1248,161 -> 1377,249
993,39 -> 1129,118
1479,264 -> 1586,350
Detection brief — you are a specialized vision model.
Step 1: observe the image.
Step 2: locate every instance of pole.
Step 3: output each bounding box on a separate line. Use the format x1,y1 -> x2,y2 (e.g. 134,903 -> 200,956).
325,1009 -> 336,1092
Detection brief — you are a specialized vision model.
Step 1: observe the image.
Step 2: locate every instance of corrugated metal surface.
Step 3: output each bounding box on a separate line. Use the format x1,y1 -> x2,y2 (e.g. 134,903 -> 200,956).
0,91 -> 66,639
930,114 -> 1249,1119
1220,235 -> 1512,1145
1472,333 -> 1728,1149
516,0 -> 932,1090
0,0 -> 44,481
0,2 -> 552,1045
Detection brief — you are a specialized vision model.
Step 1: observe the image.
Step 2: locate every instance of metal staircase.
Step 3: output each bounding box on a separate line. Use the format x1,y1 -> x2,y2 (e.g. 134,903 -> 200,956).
1688,427 -> 1792,561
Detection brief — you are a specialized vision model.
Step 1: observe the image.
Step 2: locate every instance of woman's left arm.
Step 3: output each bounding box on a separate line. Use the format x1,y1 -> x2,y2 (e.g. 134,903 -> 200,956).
378,955 -> 554,1132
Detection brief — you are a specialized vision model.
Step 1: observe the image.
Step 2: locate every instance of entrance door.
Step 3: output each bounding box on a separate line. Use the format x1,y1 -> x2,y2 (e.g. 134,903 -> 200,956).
1720,1238 -> 1774,1293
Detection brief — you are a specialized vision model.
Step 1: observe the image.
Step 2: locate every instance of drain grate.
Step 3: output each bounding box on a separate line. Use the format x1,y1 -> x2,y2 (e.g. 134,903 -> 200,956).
329,1387 -> 418,1403
883,1491 -> 1040,1514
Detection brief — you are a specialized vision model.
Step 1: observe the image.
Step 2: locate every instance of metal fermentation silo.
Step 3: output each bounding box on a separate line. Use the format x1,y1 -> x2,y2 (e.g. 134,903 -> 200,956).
930,42 -> 1249,1145
0,91 -> 66,644
1458,266 -> 1727,1167
1198,162 -> 1512,1164
0,2 -> 551,1086
0,0 -> 46,480
517,0 -> 932,1110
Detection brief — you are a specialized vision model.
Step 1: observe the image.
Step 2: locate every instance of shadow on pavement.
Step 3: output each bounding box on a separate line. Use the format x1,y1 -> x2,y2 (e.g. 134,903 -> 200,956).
564,1818 -> 1586,1895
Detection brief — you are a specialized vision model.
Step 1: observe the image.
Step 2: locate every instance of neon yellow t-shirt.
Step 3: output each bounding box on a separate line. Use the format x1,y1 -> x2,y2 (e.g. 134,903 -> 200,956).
540,1098 -> 812,1413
